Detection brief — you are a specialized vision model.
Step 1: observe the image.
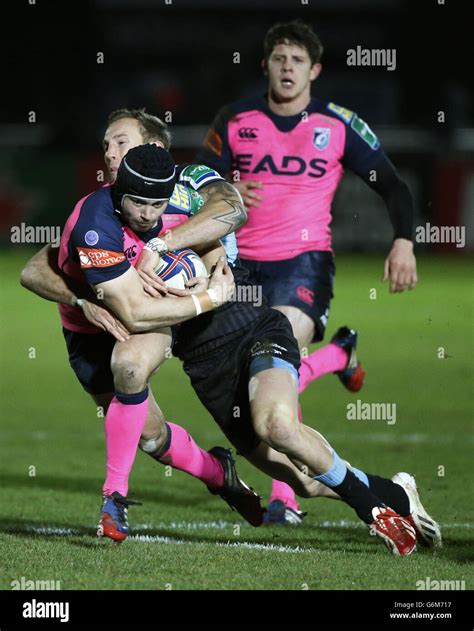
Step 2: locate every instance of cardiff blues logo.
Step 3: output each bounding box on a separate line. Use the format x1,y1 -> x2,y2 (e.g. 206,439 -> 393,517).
313,127 -> 331,150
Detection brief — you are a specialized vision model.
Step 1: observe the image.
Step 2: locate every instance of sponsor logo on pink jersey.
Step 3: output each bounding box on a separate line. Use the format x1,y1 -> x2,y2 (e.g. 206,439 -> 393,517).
228,110 -> 347,261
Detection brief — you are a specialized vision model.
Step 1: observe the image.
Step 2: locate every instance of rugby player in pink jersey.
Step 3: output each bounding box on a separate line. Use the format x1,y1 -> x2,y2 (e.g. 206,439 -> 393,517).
21,109 -> 266,537
196,20 -> 418,524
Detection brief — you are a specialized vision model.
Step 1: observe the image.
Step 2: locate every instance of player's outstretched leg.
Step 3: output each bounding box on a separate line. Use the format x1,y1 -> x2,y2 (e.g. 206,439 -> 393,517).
140,420 -> 263,526
265,402 -> 306,526
207,447 -> 263,526
267,314 -> 363,522
298,327 -> 365,395
249,366 -> 416,555
266,327 -> 364,524
265,305 -> 315,523
260,450 -> 441,549
109,332 -> 264,528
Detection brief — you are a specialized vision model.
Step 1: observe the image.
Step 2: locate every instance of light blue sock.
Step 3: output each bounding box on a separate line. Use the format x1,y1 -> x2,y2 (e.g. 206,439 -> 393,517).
313,451 -> 347,487
351,467 -> 369,487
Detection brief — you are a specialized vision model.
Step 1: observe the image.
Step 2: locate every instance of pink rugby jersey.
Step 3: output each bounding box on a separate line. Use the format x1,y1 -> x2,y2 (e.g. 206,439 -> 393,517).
57,165 -> 225,334
196,96 -> 384,261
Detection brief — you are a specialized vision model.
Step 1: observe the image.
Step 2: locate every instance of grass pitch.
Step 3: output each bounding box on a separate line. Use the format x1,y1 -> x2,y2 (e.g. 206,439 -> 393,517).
0,251 -> 473,590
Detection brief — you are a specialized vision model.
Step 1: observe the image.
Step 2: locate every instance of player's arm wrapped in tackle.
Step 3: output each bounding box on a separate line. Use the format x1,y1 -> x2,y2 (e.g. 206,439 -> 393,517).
20,244 -> 79,306
20,244 -> 131,342
20,159 -> 244,329
136,176 -> 246,296
94,254 -> 234,334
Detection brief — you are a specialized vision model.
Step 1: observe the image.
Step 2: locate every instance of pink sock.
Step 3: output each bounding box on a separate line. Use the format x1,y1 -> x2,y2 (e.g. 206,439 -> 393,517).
269,403 -> 303,512
298,343 -> 348,394
159,422 -> 225,488
103,391 -> 149,498
269,480 -> 300,512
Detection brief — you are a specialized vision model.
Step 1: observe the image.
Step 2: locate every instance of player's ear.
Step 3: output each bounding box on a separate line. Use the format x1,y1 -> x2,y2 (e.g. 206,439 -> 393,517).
310,63 -> 322,82
151,140 -> 165,149
261,58 -> 268,76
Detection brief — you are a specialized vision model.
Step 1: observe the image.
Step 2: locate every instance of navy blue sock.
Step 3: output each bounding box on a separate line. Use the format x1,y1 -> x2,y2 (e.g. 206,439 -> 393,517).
314,452 -> 385,524
352,466 -> 410,516
365,473 -> 410,516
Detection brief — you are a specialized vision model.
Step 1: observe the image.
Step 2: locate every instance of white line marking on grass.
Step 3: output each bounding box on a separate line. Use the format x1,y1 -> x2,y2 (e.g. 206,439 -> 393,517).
128,534 -> 187,545
128,534 -> 316,553
27,526 -> 80,535
23,525 -> 315,552
135,521 -> 233,530
214,541 -> 316,553
316,520 -> 365,529
22,520 -> 471,544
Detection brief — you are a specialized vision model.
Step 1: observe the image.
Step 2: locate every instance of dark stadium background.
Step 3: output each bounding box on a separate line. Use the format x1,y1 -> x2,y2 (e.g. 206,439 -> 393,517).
1,0 -> 473,251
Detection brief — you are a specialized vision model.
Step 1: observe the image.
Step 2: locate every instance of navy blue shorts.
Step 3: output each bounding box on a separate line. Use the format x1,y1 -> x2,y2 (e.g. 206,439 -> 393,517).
240,251 -> 335,343
63,328 -> 115,395
183,309 -> 300,455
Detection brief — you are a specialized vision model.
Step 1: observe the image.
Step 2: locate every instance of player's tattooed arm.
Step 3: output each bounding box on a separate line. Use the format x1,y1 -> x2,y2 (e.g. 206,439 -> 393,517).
20,244 -> 130,341
137,180 -> 243,290
162,180 -> 247,252
199,180 -> 247,233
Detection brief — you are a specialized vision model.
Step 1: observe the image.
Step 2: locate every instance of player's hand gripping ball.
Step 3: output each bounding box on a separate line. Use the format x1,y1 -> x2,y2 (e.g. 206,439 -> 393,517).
154,248 -> 208,290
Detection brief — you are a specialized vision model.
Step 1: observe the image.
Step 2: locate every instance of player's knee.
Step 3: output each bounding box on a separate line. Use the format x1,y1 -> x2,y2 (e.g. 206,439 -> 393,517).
139,416 -> 168,454
254,405 -> 298,451
111,357 -> 148,392
139,436 -> 159,454
139,429 -> 167,455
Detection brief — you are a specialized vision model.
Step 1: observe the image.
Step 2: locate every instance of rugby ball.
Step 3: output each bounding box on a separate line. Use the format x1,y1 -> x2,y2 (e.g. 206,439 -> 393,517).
154,248 -> 208,289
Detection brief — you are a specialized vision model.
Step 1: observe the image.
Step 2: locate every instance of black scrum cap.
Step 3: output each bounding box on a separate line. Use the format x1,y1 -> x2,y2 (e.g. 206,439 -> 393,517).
114,144 -> 176,206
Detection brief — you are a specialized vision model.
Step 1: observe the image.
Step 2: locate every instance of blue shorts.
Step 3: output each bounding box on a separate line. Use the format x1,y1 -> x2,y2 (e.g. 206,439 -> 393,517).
63,328 -> 115,395
183,308 -> 300,455
240,251 -> 335,342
